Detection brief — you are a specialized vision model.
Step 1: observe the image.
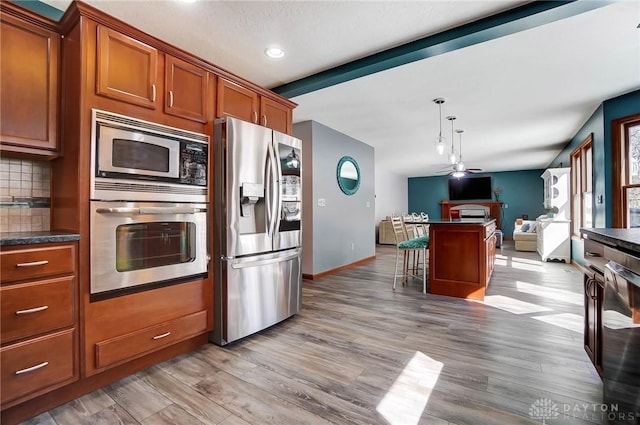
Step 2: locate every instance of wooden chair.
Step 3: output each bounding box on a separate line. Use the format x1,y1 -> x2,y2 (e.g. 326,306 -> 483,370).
390,215 -> 429,294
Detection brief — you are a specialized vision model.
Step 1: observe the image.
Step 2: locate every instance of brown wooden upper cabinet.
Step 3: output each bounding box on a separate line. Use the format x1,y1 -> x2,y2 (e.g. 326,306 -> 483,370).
260,96 -> 292,135
0,10 -> 60,158
217,77 -> 292,134
96,25 -> 158,109
165,56 -> 209,123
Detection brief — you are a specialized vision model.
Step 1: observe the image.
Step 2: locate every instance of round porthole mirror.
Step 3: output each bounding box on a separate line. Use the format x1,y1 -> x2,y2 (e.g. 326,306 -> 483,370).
337,156 -> 360,195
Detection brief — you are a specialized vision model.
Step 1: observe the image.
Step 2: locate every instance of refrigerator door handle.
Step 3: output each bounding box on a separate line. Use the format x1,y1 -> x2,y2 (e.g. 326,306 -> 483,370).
273,141 -> 283,235
266,141 -> 279,238
230,250 -> 300,269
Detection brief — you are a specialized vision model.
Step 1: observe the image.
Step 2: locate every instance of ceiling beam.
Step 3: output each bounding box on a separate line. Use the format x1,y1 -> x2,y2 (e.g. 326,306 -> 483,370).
271,0 -> 613,98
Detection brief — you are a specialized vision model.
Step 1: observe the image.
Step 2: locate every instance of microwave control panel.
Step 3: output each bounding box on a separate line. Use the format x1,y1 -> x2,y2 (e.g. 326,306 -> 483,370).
179,143 -> 208,186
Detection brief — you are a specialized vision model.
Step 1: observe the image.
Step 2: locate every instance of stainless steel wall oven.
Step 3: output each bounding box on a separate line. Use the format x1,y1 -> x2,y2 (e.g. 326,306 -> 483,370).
89,110 -> 209,299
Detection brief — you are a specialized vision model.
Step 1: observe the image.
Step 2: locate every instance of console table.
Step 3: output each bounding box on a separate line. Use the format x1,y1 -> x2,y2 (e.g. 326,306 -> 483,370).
440,201 -> 503,229
428,219 -> 497,301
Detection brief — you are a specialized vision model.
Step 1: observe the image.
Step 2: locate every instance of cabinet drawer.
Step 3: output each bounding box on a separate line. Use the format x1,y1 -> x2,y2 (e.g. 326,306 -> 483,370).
584,237 -> 606,273
1,328 -> 76,405
95,310 -> 207,369
0,244 -> 75,282
1,276 -> 74,343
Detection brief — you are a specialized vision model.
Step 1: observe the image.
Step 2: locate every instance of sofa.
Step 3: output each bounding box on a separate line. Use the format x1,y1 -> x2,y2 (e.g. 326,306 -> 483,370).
378,218 -> 396,244
513,220 -> 538,251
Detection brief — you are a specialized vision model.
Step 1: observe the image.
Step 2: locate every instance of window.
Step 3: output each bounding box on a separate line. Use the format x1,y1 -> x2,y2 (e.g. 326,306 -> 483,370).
613,114 -> 640,228
570,134 -> 593,237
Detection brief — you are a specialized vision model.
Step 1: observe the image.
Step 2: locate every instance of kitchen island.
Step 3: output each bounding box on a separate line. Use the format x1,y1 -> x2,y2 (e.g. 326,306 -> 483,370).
428,219 -> 497,301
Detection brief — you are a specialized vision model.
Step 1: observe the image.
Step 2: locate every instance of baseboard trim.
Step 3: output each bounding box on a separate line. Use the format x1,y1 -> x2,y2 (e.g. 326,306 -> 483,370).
303,255 -> 376,280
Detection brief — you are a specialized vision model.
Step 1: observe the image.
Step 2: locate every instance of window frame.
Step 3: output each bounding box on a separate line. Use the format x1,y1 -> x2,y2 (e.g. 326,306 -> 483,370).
612,113 -> 640,228
570,134 -> 593,238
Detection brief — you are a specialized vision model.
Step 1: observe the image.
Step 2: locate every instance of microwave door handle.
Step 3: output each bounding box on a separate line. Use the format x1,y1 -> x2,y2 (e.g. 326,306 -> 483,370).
138,207 -> 204,214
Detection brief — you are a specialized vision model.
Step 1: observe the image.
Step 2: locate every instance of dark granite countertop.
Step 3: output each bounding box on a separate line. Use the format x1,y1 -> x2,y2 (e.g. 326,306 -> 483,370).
581,228 -> 640,256
0,231 -> 80,247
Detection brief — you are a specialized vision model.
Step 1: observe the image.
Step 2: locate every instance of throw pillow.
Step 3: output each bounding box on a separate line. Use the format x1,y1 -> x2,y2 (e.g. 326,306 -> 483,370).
527,224 -> 537,233
520,223 -> 530,232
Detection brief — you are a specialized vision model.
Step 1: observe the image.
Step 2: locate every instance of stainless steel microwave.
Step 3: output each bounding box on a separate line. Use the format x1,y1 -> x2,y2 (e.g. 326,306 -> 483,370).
90,109 -> 209,203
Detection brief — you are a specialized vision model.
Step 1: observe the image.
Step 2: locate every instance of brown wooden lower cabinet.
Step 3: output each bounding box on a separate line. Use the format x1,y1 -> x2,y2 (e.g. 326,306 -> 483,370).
584,268 -> 604,377
428,220 -> 497,300
1,329 -> 75,406
0,241 -> 79,412
95,310 -> 208,369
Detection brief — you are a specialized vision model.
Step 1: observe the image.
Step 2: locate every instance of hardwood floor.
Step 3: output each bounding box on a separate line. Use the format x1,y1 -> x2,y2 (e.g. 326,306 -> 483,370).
23,242 -> 603,425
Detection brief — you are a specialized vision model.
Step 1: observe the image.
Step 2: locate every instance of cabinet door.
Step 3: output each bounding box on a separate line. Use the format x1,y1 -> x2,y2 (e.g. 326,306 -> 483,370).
583,273 -> 603,376
0,13 -> 59,155
96,26 -> 158,109
216,78 -> 258,123
165,55 -> 208,123
260,96 -> 292,134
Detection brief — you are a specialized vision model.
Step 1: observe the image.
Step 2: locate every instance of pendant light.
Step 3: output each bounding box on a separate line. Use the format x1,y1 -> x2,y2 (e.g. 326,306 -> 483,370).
446,115 -> 457,165
433,98 -> 446,156
452,129 -> 465,178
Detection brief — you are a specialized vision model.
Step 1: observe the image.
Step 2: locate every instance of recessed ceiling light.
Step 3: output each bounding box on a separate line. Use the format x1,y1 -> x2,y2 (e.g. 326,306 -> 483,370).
265,47 -> 285,59
178,0 -> 197,3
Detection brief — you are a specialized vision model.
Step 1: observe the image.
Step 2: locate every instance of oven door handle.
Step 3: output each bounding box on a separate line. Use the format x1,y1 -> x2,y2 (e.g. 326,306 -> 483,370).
95,207 -> 140,214
96,207 -> 204,215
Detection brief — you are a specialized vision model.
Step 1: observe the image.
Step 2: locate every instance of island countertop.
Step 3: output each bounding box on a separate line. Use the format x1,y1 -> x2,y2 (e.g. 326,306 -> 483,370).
0,231 -> 80,247
581,228 -> 640,257
412,219 -> 496,225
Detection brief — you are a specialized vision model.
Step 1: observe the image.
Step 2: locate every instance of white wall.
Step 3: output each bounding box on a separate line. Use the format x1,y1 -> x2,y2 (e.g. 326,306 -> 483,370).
374,165 -> 408,223
294,121 -> 375,276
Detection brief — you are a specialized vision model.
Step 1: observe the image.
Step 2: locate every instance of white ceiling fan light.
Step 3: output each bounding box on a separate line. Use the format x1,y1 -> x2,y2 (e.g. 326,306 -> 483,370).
433,98 -> 446,156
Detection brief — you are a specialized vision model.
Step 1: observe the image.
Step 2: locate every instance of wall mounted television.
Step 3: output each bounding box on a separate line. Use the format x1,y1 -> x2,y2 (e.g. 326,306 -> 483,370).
448,176 -> 492,201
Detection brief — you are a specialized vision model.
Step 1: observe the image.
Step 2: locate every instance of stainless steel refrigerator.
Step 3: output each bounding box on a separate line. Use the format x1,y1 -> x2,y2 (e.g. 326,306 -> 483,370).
210,117 -> 302,345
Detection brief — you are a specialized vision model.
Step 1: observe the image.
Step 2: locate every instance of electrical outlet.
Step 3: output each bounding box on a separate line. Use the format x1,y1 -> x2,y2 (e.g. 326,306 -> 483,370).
351,242 -> 355,250
317,198 -> 326,207
504,204 -> 508,209
366,201 -> 371,208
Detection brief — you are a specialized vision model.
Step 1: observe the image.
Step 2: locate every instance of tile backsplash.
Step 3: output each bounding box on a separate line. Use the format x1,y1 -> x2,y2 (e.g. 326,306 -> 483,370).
0,157 -> 51,232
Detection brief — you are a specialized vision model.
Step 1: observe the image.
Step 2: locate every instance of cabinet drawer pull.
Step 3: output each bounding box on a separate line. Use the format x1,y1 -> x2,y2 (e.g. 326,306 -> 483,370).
585,251 -> 601,257
169,90 -> 174,107
152,84 -> 157,102
16,305 -> 49,315
253,111 -> 258,124
15,361 -> 49,375
262,115 -> 267,127
152,331 -> 171,340
16,260 -> 49,267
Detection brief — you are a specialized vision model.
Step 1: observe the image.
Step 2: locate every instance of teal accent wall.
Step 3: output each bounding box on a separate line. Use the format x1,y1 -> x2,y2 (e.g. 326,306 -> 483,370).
408,169 -> 545,237
549,89 -> 640,228
548,89 -> 639,266
13,0 -> 64,20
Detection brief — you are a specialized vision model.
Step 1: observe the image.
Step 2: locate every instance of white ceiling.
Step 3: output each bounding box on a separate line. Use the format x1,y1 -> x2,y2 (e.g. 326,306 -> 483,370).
44,0 -> 640,178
